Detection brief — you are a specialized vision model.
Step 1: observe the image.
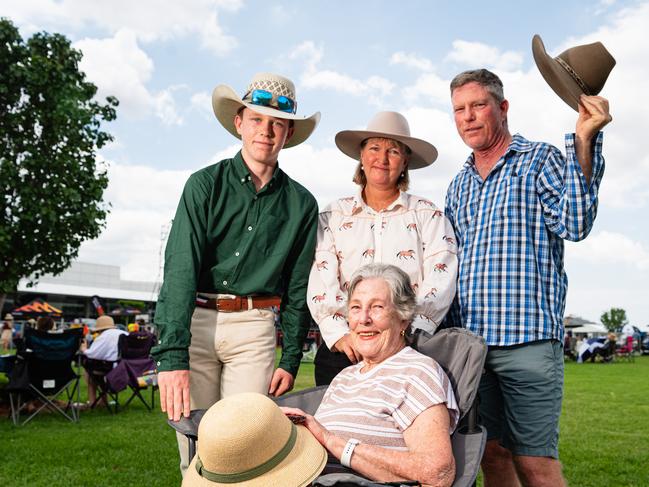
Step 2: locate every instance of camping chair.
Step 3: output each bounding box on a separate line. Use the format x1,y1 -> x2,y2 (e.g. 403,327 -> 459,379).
7,327 -> 83,425
169,327 -> 488,487
104,331 -> 158,411
616,336 -> 635,362
82,356 -> 121,413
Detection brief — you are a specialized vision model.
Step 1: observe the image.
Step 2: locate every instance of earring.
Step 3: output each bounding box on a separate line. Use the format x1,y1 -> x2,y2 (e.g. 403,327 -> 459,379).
400,172 -> 404,178
400,329 -> 406,337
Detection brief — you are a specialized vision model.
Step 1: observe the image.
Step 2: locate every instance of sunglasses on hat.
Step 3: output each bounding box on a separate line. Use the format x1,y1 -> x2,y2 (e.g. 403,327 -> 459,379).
243,89 -> 297,114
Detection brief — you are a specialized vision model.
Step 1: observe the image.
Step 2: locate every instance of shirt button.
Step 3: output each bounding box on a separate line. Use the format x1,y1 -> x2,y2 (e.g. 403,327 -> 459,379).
247,176 -> 251,181
235,252 -> 240,257
248,226 -> 253,231
223,280 -> 228,285
156,361 -> 161,366
241,178 -> 245,183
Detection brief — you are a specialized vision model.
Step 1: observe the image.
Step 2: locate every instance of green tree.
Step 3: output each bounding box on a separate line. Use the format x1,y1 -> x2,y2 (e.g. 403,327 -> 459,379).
0,18 -> 118,312
600,307 -> 629,332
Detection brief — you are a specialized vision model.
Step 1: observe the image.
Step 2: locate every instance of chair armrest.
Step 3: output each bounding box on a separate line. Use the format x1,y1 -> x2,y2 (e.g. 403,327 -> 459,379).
167,409 -> 207,440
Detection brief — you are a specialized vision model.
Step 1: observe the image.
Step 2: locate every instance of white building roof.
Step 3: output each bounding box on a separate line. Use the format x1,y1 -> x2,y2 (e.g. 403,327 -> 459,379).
18,261 -> 160,302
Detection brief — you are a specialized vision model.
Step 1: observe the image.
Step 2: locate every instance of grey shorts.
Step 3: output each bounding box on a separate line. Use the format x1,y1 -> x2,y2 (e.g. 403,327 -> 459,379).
478,339 -> 564,458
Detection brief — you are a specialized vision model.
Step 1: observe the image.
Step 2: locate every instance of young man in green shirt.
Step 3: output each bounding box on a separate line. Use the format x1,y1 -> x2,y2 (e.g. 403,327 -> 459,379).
152,73 -> 320,473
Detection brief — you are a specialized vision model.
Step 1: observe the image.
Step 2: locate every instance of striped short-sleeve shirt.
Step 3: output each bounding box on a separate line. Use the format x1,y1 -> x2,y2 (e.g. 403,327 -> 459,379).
314,347 -> 458,450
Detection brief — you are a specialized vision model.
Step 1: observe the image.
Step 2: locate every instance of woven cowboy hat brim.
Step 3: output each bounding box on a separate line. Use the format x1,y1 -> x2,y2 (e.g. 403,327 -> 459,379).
182,423 -> 327,487
212,85 -> 321,148
335,129 -> 438,170
532,35 -> 584,112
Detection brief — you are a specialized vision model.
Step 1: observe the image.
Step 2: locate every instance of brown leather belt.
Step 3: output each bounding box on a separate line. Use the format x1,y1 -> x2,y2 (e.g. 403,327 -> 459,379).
195,295 -> 281,312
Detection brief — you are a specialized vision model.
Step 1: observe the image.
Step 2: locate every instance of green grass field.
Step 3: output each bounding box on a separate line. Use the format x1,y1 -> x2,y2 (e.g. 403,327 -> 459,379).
1,355 -> 648,486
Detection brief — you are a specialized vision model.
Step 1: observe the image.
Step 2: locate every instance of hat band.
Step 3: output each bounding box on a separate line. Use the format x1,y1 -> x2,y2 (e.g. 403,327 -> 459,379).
195,423 -> 297,483
554,56 -> 591,96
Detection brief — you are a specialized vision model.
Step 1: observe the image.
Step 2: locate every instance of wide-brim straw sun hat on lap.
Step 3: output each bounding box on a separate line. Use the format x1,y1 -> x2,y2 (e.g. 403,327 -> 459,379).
183,392 -> 327,487
212,72 -> 321,148
335,111 -> 438,169
532,34 -> 615,111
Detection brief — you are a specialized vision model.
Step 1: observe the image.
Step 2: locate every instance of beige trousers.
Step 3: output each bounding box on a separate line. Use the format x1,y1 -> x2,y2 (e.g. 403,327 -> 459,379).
177,299 -> 276,475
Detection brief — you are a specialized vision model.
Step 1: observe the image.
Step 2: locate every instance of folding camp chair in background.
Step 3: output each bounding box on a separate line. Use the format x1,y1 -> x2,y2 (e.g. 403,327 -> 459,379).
170,327 -> 488,487
7,327 -> 83,425
82,356 -> 121,413
616,336 -> 635,362
104,331 -> 158,411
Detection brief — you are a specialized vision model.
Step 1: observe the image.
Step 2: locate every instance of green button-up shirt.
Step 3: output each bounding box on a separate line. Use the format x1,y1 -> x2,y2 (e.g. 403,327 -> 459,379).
152,151 -> 318,377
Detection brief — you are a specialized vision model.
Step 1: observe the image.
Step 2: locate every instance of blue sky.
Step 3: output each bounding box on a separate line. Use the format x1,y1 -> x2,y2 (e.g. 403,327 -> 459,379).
4,0 -> 649,325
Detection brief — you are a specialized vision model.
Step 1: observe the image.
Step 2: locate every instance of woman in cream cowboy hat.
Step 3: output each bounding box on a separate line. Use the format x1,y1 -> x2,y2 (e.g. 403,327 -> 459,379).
307,111 -> 458,385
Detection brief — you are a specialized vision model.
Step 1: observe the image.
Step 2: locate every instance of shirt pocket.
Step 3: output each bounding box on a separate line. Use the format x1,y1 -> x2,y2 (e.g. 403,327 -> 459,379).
502,175 -> 526,221
252,212 -> 289,257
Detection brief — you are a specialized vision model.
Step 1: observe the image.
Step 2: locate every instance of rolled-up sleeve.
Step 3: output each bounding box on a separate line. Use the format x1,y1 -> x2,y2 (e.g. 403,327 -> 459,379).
537,132 -> 605,242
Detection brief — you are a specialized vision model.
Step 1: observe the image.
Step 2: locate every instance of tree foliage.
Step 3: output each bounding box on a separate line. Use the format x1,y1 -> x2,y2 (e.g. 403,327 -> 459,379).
600,307 -> 628,332
0,18 -> 118,299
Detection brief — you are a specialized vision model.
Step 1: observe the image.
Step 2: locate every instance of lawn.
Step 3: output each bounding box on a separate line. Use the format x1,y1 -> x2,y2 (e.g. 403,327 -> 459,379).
1,355 -> 648,486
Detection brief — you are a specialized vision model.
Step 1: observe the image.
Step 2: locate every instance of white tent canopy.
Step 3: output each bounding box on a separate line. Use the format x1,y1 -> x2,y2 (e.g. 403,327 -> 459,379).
570,323 -> 608,335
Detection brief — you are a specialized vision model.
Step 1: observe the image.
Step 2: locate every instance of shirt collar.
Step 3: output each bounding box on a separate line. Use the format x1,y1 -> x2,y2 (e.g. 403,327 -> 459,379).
462,133 -> 534,175
233,150 -> 284,191
352,187 -> 408,214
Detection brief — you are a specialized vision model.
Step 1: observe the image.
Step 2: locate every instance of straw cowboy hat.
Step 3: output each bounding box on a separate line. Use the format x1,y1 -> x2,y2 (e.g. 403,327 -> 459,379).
335,111 -> 438,169
4,313 -> 13,321
183,392 -> 327,487
93,315 -> 116,332
212,73 -> 321,148
532,34 -> 615,111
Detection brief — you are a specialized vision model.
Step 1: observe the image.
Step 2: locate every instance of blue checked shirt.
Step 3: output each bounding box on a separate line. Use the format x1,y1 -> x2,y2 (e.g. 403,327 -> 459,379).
445,133 -> 605,346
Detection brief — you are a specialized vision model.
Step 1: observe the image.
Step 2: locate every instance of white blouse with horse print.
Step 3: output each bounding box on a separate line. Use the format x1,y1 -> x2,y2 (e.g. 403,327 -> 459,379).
307,189 -> 458,348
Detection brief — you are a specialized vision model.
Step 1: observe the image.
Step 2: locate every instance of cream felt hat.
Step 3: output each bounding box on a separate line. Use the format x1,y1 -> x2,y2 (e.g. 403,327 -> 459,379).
335,111 -> 438,169
183,392 -> 327,487
212,73 -> 321,148
532,34 -> 615,111
4,313 -> 13,321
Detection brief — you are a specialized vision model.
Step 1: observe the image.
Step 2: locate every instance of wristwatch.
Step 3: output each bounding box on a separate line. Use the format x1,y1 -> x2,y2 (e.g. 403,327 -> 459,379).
340,438 -> 361,468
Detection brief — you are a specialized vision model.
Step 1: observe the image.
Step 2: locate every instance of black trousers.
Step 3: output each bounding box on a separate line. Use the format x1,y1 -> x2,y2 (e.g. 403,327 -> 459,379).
314,343 -> 353,386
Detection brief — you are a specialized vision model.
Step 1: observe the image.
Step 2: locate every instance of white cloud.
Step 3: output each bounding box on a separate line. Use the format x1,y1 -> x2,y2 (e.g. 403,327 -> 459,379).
445,40 -> 524,72
401,72 -> 450,107
190,91 -> 214,120
566,231 -> 649,271
289,41 -> 395,106
390,51 -> 434,72
75,30 -> 183,125
5,0 -> 242,56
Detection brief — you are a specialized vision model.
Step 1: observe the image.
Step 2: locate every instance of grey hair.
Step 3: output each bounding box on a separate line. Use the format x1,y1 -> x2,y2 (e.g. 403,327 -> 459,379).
450,69 -> 505,104
347,263 -> 417,323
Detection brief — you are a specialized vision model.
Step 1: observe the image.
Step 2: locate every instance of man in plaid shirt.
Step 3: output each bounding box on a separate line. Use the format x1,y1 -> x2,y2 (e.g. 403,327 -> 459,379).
445,69 -> 611,487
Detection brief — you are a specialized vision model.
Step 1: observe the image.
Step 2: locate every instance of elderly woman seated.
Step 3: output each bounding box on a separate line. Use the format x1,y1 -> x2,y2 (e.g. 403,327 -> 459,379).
283,263 -> 458,487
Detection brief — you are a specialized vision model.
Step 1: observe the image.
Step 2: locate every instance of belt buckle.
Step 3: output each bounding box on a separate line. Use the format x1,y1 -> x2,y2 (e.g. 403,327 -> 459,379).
216,296 -> 242,312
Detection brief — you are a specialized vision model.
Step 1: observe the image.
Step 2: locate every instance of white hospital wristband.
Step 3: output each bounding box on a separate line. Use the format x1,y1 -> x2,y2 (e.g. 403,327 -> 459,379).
340,438 -> 361,468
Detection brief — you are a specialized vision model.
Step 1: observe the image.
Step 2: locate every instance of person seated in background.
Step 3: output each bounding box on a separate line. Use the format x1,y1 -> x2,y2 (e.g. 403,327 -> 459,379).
282,264 -> 458,487
36,316 -> 56,332
1,314 -> 14,351
81,315 -> 128,406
